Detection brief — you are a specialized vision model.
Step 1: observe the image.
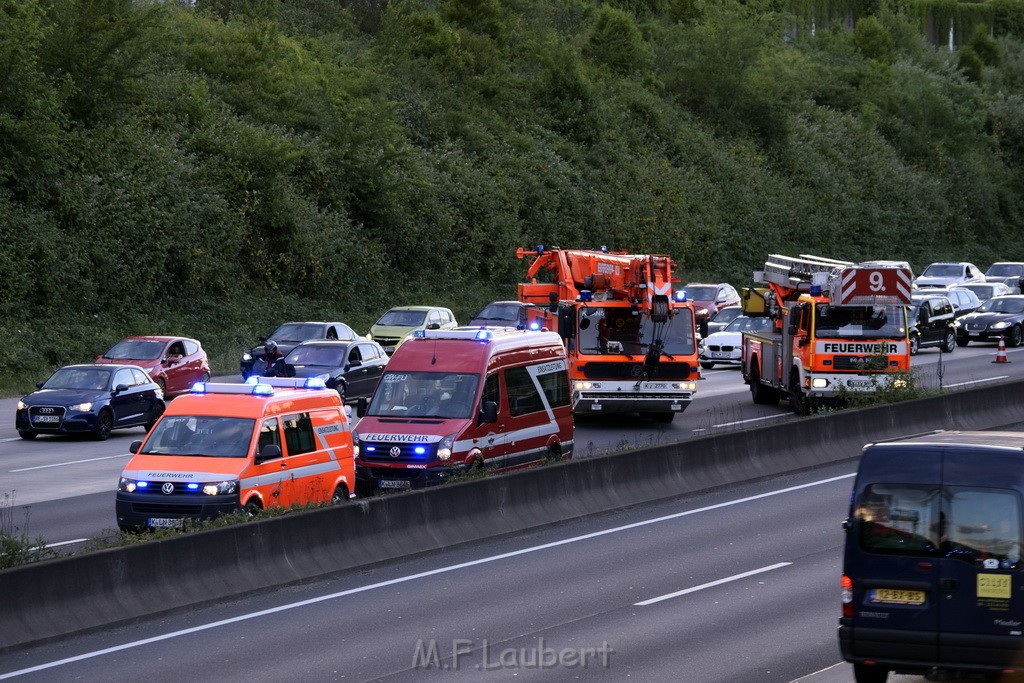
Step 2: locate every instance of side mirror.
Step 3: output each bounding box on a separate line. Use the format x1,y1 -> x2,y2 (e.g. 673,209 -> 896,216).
348,359 -> 362,369
325,377 -> 338,389
129,440 -> 143,454
481,400 -> 498,424
36,381 -> 44,389
356,396 -> 367,418
920,311 -> 930,325
548,292 -> 558,314
256,444 -> 282,463
426,323 -> 441,330
113,383 -> 130,395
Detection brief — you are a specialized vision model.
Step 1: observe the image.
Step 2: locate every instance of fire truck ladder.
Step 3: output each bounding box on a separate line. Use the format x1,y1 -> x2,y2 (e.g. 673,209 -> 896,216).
758,254 -> 853,289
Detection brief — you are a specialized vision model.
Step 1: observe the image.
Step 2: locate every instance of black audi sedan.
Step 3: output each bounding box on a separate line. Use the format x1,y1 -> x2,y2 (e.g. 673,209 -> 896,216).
956,295 -> 1024,347
282,339 -> 389,402
15,364 -> 165,441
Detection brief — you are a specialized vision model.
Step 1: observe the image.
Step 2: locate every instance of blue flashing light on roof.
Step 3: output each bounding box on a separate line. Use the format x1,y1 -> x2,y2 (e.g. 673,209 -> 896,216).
244,376 -> 259,385
537,245 -> 545,255
810,284 -> 822,296
303,377 -> 327,390
412,329 -> 426,339
252,383 -> 275,396
191,382 -> 207,394
474,330 -> 492,341
600,245 -> 608,253
579,290 -> 593,302
674,290 -> 687,302
529,321 -> 541,331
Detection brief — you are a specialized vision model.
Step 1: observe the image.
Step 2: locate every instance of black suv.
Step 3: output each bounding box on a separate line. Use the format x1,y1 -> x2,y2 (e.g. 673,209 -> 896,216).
907,294 -> 957,355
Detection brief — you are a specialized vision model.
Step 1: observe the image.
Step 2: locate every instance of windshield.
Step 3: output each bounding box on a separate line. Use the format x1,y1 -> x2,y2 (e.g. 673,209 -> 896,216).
724,316 -> 772,333
43,367 -> 111,391
268,323 -> 324,344
285,344 -> 348,367
376,310 -> 427,327
986,264 -> 1024,277
681,286 -> 717,301
103,339 -> 165,360
922,264 -> 962,277
814,304 -> 907,340
472,303 -> 522,323
961,285 -> 993,299
368,371 -> 479,419
576,306 -> 696,357
712,307 -> 741,323
142,416 -> 256,457
979,298 -> 1024,314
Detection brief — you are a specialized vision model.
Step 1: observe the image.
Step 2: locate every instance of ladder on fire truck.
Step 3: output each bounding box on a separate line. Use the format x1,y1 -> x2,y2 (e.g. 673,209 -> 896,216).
756,254 -> 853,291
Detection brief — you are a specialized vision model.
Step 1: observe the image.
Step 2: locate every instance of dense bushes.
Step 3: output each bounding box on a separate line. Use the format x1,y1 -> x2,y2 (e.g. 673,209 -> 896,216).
1,0 -> 1023,393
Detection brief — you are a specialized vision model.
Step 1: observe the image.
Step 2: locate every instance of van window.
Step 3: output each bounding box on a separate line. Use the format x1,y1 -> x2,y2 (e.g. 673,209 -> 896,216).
483,373 -> 500,405
142,416 -> 256,457
857,484 -> 1024,568
506,366 -> 544,416
537,369 -> 570,408
945,487 -> 1023,568
258,418 -> 281,457
282,413 -> 316,456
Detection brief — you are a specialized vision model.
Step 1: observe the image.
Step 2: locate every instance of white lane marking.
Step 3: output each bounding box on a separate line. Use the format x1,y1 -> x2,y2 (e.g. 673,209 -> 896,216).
945,376 -> 1010,388
43,539 -> 89,549
634,562 -> 792,606
714,414 -> 788,428
0,437 -> 23,443
9,453 -> 130,473
0,472 -> 856,679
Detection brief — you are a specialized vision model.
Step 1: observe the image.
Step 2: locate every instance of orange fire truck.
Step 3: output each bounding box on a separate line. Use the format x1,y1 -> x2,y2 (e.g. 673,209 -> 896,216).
741,254 -> 913,415
516,246 -> 700,423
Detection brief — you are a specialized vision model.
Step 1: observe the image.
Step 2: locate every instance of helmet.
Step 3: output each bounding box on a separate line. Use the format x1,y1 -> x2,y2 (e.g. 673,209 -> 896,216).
264,340 -> 278,355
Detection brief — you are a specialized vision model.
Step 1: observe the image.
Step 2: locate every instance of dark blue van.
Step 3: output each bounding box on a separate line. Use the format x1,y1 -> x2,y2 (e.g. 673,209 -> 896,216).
839,431 -> 1024,683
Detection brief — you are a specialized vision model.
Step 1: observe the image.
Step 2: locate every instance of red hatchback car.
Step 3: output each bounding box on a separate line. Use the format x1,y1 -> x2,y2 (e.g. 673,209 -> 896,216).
96,336 -> 211,398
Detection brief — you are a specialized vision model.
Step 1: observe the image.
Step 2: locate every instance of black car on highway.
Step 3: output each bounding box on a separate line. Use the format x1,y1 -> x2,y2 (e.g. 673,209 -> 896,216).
907,294 -> 957,355
15,364 -> 165,441
240,321 -> 359,378
282,340 -> 389,402
956,295 -> 1024,347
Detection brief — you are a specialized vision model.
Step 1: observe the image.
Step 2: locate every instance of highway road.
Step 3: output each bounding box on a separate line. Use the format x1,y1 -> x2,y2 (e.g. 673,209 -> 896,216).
0,460 -> 861,681
0,343 -> 1020,549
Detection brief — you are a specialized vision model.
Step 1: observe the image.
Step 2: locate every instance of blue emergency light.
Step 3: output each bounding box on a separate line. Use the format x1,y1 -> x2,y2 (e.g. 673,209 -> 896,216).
537,245 -> 545,255
414,446 -> 427,455
412,329 -> 426,339
675,290 -> 687,302
303,377 -> 327,390
529,321 -> 541,331
187,483 -> 200,490
474,330 -> 492,341
252,383 -> 274,396
579,290 -> 593,302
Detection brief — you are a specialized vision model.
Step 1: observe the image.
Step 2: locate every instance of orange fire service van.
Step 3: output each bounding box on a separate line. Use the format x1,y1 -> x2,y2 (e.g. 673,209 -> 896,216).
115,377 -> 355,531
353,327 -> 574,494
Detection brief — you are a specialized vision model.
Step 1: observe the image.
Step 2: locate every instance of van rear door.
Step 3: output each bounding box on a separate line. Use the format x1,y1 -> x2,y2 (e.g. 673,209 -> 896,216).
846,446 -> 942,662
937,450 -> 1024,667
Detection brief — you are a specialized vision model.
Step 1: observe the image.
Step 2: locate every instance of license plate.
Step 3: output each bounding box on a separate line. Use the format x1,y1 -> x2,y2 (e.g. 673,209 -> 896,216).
32,415 -> 60,423
378,479 -> 411,490
711,351 -> 732,359
149,518 -> 183,529
848,380 -> 873,388
869,588 -> 925,605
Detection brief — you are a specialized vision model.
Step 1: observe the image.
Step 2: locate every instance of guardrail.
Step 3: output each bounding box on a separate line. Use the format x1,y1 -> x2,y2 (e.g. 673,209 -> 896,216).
2,379 -> 1023,651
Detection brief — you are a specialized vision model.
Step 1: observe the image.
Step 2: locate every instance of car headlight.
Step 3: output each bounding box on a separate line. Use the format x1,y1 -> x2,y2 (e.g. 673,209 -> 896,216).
351,430 -> 360,457
437,433 -> 457,461
990,321 -> 1010,330
69,402 -> 93,412
202,480 -> 238,496
119,477 -> 139,493
241,351 -> 252,361
17,400 -> 26,410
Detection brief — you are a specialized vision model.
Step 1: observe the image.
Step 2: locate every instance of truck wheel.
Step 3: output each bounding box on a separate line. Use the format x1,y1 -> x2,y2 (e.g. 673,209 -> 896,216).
749,363 -> 779,406
789,369 -> 809,416
909,334 -> 919,356
852,663 -> 888,683
941,330 -> 956,353
699,361 -> 715,370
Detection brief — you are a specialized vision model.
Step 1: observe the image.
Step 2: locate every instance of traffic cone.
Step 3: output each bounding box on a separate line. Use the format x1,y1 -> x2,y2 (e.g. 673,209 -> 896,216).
994,336 -> 1010,363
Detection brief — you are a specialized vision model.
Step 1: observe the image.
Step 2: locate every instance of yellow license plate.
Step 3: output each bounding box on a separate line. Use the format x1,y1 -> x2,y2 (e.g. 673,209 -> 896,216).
870,588 -> 926,605
978,574 -> 1012,599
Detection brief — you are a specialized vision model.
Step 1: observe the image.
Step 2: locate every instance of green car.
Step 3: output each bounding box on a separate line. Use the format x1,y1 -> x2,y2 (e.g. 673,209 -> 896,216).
369,306 -> 458,355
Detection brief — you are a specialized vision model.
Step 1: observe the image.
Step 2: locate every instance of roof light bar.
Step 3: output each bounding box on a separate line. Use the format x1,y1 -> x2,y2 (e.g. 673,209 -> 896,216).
191,382 -> 276,396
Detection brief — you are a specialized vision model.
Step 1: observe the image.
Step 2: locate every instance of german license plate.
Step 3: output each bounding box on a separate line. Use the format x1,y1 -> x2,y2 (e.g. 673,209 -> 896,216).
378,479 -> 411,490
869,588 -> 925,605
711,351 -> 732,359
848,380 -> 873,388
32,415 -> 60,423
149,518 -> 183,529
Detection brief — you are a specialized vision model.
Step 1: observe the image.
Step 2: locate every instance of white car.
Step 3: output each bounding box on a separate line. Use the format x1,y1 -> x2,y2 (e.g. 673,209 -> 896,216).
699,315 -> 773,369
914,262 -> 985,289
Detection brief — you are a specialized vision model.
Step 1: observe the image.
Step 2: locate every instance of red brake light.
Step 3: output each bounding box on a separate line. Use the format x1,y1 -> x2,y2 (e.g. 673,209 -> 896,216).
841,575 -> 854,618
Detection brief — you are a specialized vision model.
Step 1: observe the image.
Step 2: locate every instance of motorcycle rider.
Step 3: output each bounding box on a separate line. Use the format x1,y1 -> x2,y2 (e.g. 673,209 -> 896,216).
253,340 -> 287,377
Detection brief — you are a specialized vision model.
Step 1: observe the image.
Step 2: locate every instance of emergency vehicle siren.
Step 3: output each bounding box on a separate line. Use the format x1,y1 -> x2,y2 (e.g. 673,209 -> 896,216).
994,336 -> 1010,364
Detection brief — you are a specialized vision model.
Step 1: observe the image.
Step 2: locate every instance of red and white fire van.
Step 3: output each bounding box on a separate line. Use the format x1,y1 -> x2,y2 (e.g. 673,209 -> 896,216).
353,327 -> 573,493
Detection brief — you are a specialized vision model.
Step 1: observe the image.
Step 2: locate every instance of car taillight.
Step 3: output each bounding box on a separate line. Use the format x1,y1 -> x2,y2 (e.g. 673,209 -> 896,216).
841,575 -> 854,618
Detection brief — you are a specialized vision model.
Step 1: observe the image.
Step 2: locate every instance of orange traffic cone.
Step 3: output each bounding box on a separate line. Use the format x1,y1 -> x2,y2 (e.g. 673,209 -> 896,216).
994,335 -> 1010,363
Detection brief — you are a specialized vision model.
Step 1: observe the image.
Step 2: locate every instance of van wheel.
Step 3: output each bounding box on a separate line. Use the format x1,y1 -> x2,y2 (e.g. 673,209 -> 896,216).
941,330 -> 956,353
244,499 -> 263,517
852,663 -> 888,683
546,445 -> 562,462
749,362 -> 779,406
331,484 -> 349,505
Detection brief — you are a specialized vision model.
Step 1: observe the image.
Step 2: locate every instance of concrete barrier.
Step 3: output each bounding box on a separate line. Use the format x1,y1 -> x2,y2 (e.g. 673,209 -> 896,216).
2,379 -> 1023,651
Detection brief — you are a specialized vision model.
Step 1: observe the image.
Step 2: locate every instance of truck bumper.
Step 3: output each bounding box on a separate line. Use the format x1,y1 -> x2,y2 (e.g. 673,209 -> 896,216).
573,388 -> 695,416
805,373 -> 902,399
